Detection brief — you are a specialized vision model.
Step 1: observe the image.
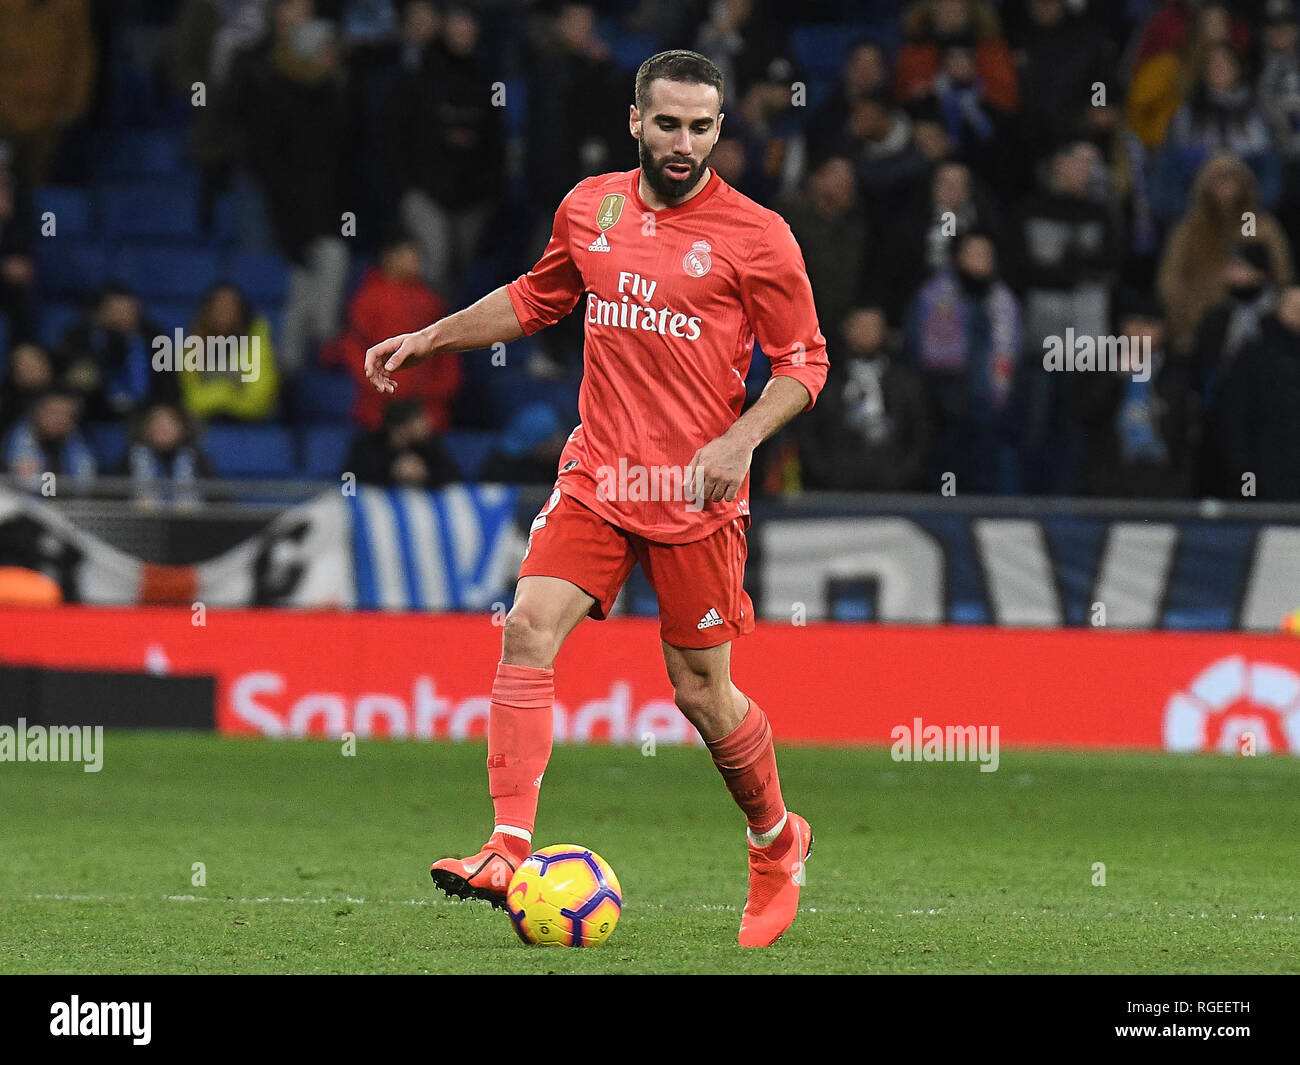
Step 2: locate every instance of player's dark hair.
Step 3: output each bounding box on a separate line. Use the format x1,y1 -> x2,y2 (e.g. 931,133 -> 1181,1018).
634,50 -> 724,113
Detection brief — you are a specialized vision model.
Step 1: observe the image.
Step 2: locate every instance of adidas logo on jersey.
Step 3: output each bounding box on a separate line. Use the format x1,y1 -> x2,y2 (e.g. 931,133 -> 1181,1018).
697,608 -> 724,630
588,232 -> 611,253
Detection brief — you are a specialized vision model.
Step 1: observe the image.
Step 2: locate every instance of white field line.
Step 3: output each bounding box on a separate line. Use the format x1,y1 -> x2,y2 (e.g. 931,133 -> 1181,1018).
15,894 -> 1300,920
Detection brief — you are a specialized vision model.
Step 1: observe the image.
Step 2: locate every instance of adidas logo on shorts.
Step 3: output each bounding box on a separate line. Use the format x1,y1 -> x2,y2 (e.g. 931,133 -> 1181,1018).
697,608 -> 724,630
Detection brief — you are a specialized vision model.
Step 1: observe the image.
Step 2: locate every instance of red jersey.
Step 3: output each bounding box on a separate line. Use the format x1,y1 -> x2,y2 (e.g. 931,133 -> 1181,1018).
506,167 -> 829,544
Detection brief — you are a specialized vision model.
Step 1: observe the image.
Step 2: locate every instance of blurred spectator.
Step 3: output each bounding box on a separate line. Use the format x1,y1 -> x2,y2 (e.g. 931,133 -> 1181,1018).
709,137 -> 749,190
3,389 -> 96,489
0,142 -> 35,342
384,4 -> 502,298
395,0 -> 438,70
1220,283 -> 1300,498
525,4 -> 628,223
346,398 -> 460,486
0,0 -> 96,184
1072,99 -> 1158,290
1010,141 -> 1121,350
1010,0 -> 1115,184
1153,42 -> 1282,222
518,4 -> 627,380
693,0 -> 790,102
907,42 -> 1009,181
1192,241 -> 1280,394
774,157 -> 869,352
239,7 -> 351,373
846,92 -> 932,219
169,0 -> 270,225
805,40 -> 891,166
895,0 -> 1019,114
1065,304 -> 1197,498
56,283 -> 176,418
1192,241 -> 1279,495
1257,0 -> 1300,252
1131,0 -> 1250,73
179,282 -> 280,422
0,340 -> 54,433
479,401 -> 567,485
877,157 -> 1003,321
1157,153 -> 1293,353
904,230 -> 1022,493
169,0 -> 268,93
322,236 -> 460,433
713,57 -> 800,205
797,307 -> 931,491
1127,2 -> 1239,149
119,402 -> 212,507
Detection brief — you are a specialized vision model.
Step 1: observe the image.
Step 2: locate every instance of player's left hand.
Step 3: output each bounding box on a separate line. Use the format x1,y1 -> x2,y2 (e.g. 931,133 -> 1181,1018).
685,435 -> 752,504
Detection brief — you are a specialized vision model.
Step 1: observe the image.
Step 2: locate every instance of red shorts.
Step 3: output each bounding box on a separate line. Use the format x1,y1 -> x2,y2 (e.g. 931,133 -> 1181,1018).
518,488 -> 755,649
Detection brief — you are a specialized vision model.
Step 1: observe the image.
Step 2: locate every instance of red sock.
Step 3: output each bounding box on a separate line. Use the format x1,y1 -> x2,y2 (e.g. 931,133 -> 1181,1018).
486,661 -> 554,837
705,699 -> 789,848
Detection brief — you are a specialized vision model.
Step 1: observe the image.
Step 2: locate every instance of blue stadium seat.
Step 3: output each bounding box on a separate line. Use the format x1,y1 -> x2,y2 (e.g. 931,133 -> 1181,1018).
84,422 -> 129,472
113,244 -> 221,302
95,129 -> 187,180
210,192 -> 238,244
598,23 -> 657,71
99,181 -> 201,240
35,187 -> 94,236
37,302 -> 82,349
202,424 -> 296,478
502,78 -> 528,136
792,25 -> 855,80
292,368 -> 356,423
144,300 -> 195,334
36,236 -> 109,297
791,23 -> 899,81
299,424 -> 355,478
225,250 -> 290,309
442,430 -> 496,481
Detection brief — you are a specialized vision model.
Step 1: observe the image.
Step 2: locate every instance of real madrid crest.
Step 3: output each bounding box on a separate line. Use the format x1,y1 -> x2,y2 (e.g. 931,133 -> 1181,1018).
682,240 -> 712,277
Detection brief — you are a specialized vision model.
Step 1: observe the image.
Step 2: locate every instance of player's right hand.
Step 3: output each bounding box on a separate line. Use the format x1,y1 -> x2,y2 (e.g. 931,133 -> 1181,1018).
364,330 -> 435,393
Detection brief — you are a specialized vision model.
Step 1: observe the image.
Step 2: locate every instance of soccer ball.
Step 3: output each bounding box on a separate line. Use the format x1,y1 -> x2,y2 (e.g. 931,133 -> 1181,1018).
505,845 -> 623,947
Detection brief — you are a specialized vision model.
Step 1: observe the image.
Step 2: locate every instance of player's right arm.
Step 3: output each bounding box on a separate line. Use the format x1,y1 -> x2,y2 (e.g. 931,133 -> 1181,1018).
365,181 -> 587,394
365,286 -> 523,394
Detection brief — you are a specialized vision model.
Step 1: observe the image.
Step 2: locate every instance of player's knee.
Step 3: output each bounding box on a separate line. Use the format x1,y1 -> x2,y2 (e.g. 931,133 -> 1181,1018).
672,672 -> 723,718
501,607 -> 559,668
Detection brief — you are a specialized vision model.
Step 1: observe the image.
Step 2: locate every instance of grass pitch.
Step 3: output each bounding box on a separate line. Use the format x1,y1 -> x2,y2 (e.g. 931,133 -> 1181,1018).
1,733 -> 1297,974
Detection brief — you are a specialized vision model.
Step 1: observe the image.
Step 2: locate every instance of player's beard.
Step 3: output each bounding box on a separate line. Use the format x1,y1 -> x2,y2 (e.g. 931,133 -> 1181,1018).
638,138 -> 713,202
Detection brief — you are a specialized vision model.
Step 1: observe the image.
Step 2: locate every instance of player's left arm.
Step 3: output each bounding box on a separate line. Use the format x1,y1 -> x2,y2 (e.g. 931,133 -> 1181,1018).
687,217 -> 829,503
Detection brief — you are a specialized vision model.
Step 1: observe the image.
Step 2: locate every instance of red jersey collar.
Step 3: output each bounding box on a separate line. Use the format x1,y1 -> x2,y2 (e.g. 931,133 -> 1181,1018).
629,166 -> 721,215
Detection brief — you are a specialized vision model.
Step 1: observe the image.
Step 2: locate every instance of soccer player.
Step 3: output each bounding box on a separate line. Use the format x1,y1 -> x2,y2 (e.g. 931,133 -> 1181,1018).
365,50 -> 829,947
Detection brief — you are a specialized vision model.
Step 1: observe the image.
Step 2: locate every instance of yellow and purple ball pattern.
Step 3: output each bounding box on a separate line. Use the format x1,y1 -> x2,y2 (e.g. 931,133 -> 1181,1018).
505,845 -> 623,947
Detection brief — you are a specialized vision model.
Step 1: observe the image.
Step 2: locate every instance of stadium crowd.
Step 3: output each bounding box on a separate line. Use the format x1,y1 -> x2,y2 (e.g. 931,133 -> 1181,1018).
2,0 -> 1300,501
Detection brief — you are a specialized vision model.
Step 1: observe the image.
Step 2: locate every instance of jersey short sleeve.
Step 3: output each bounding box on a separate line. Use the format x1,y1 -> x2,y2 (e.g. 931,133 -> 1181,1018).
506,184 -> 587,335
